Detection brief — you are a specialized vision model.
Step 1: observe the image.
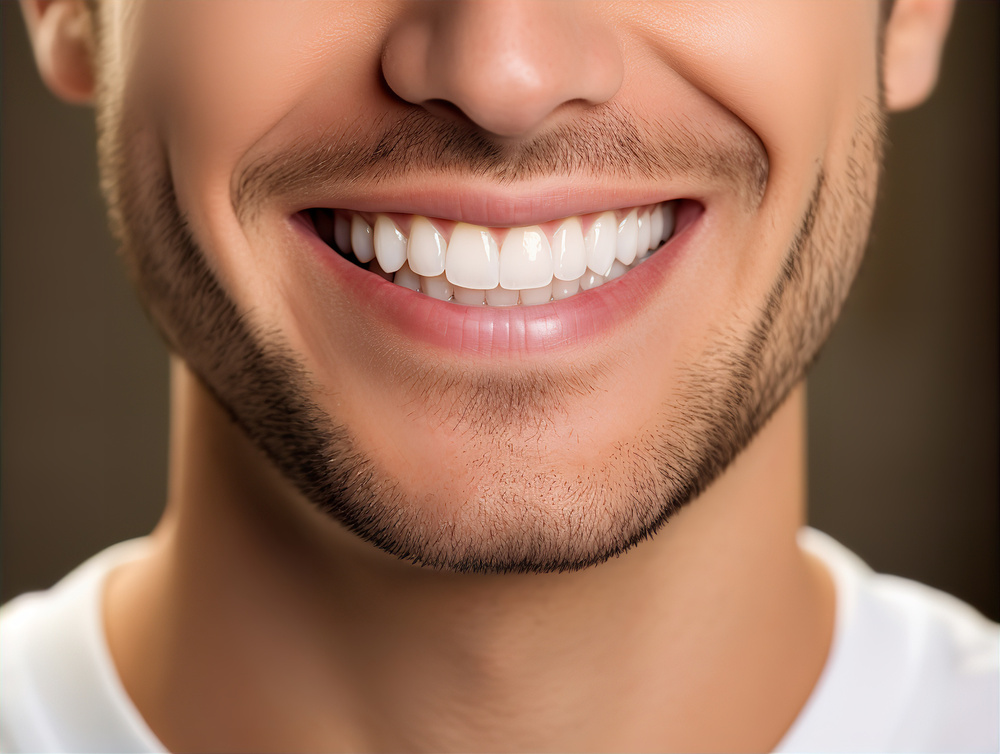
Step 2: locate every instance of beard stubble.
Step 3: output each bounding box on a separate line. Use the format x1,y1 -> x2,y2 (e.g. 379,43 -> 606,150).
97,99 -> 885,574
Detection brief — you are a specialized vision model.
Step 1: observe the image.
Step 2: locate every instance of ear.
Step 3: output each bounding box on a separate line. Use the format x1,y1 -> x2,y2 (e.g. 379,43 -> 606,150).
20,0 -> 97,104
883,0 -> 956,111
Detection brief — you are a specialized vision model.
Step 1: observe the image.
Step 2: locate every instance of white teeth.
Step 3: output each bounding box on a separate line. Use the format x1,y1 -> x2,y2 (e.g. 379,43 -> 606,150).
321,201 -> 678,305
606,259 -> 628,281
519,283 -> 552,306
453,285 -> 486,306
649,204 -> 664,251
334,211 -> 352,255
374,216 -> 407,273
637,210 -> 651,260
500,225 -> 553,290
551,217 -> 587,281
584,211 -> 617,277
660,201 -> 676,243
394,262 -> 421,292
486,286 -> 520,306
446,223 -> 501,290
407,216 -> 447,277
552,277 -> 580,300
580,270 -> 605,290
616,209 -> 639,265
421,273 -> 453,302
351,215 -> 375,263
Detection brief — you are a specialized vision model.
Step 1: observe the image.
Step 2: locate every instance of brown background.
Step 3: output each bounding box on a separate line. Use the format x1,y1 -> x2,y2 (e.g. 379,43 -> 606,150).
2,3 -> 997,619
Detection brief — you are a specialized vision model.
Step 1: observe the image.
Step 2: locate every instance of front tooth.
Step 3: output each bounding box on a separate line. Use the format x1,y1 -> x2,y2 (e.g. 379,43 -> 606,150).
637,210 -> 651,258
551,217 -> 587,281
421,273 -> 453,301
500,226 -> 553,290
486,286 -> 519,306
351,215 -> 375,263
649,204 -> 664,250
519,283 -> 552,306
616,209 -> 639,265
407,216 -> 447,277
552,277 -> 580,300
661,201 -> 676,242
374,215 -> 407,273
446,223 -> 500,290
584,211 -> 617,276
453,286 -> 486,306
334,211 -> 352,254
394,262 -> 421,292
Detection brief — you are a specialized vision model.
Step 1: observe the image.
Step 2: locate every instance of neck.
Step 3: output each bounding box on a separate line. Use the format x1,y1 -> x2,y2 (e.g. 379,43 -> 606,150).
106,358 -> 833,752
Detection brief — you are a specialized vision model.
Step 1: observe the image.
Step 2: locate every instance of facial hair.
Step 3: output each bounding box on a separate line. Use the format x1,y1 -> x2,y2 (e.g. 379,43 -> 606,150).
98,96 -> 884,574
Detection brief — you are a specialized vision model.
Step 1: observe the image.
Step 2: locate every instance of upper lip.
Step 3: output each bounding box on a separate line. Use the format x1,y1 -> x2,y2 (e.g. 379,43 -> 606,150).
278,180 -> 702,228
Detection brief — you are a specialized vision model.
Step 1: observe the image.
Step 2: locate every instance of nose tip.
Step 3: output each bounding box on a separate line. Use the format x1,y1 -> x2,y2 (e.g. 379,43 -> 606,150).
382,1 -> 623,138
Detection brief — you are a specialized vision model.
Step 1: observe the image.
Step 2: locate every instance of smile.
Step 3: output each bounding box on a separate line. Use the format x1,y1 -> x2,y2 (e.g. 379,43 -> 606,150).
293,198 -> 700,356
305,202 -> 680,306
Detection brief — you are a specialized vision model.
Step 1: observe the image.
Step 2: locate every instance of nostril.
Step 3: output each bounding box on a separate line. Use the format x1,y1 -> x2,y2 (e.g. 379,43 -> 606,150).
380,2 -> 624,140
420,99 -> 464,121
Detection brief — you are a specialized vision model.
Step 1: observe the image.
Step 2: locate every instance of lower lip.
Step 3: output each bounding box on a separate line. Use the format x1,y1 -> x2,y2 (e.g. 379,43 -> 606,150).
295,206 -> 700,359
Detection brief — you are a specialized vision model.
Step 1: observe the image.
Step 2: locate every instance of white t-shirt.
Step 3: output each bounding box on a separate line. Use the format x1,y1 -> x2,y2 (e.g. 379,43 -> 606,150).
1,529 -> 997,753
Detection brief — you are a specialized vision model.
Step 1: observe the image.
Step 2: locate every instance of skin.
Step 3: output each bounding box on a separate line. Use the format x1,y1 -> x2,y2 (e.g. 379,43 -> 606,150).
22,1 -> 954,751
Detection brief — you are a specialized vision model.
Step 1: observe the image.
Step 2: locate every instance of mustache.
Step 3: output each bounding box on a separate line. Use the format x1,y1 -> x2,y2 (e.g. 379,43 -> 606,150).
233,103 -> 768,222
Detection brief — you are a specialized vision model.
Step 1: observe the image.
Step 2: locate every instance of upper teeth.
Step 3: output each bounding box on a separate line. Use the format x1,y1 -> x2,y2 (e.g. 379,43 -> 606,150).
312,202 -> 676,306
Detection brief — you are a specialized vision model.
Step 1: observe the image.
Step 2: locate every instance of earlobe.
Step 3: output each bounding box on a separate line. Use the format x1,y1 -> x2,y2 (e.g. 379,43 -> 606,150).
20,0 -> 96,105
883,0 -> 955,112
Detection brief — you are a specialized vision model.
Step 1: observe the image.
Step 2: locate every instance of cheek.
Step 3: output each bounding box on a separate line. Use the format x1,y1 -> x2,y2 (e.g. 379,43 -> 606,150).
660,1 -> 881,164
120,1 -> 389,312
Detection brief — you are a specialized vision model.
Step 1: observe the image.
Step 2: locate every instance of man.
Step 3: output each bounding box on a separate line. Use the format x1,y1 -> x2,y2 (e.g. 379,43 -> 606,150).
1,0 -> 996,751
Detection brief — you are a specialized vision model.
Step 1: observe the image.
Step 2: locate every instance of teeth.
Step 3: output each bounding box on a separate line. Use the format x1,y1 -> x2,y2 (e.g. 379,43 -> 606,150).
616,209 -> 639,266
500,225 -> 553,290
660,201 -> 676,243
316,201 -> 679,306
394,261 -> 421,292
649,204 -> 664,252
453,285 -> 486,306
374,216 -> 407,273
446,223 -> 500,290
584,211 -> 617,277
486,286 -> 520,306
407,216 -> 447,277
519,283 -> 553,306
351,215 -> 375,263
580,270 -> 605,290
421,273 -> 453,302
368,258 -> 393,281
551,217 -> 587,281
606,259 -> 628,281
334,212 -> 352,255
636,210 -> 651,260
552,277 -> 580,300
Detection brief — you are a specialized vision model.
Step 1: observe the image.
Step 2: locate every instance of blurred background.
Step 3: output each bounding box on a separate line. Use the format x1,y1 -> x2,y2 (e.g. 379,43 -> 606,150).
2,3 -> 997,619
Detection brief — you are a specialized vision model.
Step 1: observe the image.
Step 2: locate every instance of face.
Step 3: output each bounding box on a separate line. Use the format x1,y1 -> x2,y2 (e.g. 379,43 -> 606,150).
91,1 -> 884,572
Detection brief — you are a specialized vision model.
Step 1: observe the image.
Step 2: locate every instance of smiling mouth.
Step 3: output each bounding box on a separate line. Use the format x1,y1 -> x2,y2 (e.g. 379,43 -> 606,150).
303,201 -> 683,306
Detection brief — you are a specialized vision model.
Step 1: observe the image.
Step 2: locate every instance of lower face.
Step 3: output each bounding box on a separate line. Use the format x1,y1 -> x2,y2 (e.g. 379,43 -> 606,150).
99,2 -> 884,573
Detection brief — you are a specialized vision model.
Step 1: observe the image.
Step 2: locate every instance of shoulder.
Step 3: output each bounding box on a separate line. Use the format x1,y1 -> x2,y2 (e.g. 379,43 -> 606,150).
776,528 -> 1000,753
0,540 -> 164,754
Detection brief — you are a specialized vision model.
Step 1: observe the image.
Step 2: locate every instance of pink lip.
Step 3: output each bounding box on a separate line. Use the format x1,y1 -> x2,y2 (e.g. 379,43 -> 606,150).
293,205 -> 700,359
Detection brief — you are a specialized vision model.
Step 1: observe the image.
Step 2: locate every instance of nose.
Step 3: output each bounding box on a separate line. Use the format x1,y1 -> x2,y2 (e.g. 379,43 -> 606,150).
381,0 -> 624,138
